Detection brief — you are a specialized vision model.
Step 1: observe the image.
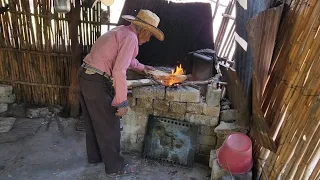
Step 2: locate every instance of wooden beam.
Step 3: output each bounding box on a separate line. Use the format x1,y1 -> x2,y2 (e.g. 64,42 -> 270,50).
68,1 -> 81,117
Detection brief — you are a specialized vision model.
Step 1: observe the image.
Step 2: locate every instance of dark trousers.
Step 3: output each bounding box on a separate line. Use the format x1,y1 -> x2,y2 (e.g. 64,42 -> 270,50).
78,67 -> 124,173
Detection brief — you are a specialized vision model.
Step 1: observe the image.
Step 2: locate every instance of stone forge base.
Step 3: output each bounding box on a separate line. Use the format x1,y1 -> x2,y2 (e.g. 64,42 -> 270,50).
210,150 -> 252,180
121,85 -> 221,165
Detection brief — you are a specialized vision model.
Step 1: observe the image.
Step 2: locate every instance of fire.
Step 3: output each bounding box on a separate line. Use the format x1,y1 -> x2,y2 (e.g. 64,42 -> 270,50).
171,64 -> 184,75
167,64 -> 185,86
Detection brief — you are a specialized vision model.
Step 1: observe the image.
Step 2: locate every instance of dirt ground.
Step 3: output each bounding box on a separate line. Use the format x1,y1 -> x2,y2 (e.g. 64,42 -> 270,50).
0,114 -> 211,180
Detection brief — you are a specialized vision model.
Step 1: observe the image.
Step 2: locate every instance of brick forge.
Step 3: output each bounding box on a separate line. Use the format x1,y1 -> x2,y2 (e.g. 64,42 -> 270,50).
121,84 -> 222,165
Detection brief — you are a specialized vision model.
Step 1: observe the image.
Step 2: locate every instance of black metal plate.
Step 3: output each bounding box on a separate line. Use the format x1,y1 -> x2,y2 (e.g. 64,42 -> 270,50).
142,115 -> 198,167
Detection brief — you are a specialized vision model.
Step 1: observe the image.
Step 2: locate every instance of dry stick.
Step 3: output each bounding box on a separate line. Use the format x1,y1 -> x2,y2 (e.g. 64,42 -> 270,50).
212,0 -> 220,22
264,0 -> 318,127
221,23 -> 235,57
216,0 -> 234,54
262,0 -> 304,110
298,128 -> 320,179
268,3 -> 320,136
285,113 -> 320,179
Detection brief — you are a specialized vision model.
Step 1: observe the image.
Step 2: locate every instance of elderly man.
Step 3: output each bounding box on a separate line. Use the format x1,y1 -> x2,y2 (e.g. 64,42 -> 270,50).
78,9 -> 164,177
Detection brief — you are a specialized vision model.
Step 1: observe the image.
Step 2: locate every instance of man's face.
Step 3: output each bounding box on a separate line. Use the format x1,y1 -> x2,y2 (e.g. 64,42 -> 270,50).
138,29 -> 152,45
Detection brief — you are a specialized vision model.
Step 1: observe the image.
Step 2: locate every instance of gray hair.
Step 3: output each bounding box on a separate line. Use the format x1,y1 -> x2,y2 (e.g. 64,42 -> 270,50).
133,24 -> 142,33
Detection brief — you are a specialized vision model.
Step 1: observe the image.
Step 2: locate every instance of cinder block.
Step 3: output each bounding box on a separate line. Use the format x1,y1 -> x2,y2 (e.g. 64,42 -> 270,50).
136,98 -> 153,109
132,86 -> 165,100
185,113 -> 219,126
170,101 -> 187,114
0,93 -> 15,104
198,134 -> 217,146
122,108 -> 149,135
187,102 -> 204,114
214,122 -> 249,139
206,85 -> 221,106
154,110 -> 185,120
154,99 -> 170,111
220,109 -> 238,122
0,103 -> 8,113
0,85 -> 13,96
0,117 -> 16,133
203,104 -> 220,117
166,86 -> 200,103
199,126 -> 216,136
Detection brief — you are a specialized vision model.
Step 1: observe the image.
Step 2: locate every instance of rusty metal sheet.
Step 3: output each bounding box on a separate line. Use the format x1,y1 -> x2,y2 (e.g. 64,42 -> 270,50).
143,115 -> 198,167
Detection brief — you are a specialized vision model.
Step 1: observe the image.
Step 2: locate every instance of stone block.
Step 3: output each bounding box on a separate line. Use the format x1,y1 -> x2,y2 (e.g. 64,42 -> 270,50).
0,103 -> 8,113
187,102 -> 204,114
214,122 -> 249,139
135,109 -> 150,126
211,158 -> 228,180
166,86 -> 200,103
197,144 -> 215,155
0,84 -> 13,96
136,98 -> 153,109
0,117 -> 16,133
186,113 -> 219,126
154,110 -> 185,120
122,108 -> 150,135
209,149 -> 216,168
206,85 -> 221,106
221,98 -> 231,106
197,134 -> 216,146
154,99 -> 170,111
26,107 -> 50,118
220,109 -> 238,122
215,137 -> 225,149
169,101 -> 187,114
0,93 -> 15,104
221,105 -> 230,111
210,149 -> 253,180
203,104 -> 220,117
121,132 -> 143,153
127,94 -> 136,107
199,126 -> 216,136
132,86 -> 165,100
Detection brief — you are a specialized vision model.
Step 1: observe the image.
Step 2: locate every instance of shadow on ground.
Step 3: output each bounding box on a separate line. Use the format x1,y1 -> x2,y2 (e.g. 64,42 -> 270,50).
0,117 -> 210,180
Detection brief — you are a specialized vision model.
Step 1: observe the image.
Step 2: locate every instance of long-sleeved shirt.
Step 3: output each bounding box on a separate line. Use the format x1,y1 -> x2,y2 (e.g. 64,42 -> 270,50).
83,24 -> 145,107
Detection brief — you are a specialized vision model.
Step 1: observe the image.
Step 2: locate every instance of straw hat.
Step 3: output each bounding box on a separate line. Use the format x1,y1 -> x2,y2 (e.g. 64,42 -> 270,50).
121,9 -> 164,41
101,0 -> 114,6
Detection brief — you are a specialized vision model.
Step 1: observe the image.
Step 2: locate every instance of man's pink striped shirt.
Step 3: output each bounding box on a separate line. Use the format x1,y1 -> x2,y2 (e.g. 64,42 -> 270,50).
83,24 -> 145,107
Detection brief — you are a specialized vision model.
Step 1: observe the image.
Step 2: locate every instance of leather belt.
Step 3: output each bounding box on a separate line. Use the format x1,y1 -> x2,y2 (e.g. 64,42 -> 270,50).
81,62 -> 113,82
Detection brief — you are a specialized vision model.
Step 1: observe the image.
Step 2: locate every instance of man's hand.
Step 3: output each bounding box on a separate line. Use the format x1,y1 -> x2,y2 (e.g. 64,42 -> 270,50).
116,107 -> 128,117
144,65 -> 155,74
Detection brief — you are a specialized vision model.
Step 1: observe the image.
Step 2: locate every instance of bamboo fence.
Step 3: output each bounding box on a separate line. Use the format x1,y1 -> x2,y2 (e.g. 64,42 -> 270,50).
254,0 -> 320,179
0,0 -> 100,106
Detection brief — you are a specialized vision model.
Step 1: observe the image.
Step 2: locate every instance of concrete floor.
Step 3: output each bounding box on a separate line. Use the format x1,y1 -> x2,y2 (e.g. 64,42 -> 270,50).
0,116 -> 211,180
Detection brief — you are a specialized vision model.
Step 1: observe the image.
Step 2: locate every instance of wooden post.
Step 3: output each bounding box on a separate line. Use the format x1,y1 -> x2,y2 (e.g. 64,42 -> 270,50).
69,0 -> 81,117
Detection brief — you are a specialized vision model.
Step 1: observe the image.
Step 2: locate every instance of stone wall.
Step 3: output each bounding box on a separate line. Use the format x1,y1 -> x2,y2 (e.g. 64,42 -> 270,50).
121,84 -> 222,164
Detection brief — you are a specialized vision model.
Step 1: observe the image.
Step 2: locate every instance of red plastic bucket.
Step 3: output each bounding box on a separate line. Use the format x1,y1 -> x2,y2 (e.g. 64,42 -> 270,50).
216,132 -> 253,174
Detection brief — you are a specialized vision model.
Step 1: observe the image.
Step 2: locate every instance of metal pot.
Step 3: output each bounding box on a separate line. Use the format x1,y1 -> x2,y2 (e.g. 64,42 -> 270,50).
54,0 -> 71,13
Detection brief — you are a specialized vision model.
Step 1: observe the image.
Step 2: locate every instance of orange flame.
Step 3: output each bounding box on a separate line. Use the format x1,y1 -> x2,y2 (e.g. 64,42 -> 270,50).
166,64 -> 184,86
171,64 -> 184,75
